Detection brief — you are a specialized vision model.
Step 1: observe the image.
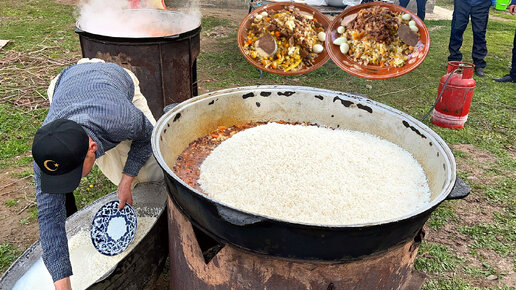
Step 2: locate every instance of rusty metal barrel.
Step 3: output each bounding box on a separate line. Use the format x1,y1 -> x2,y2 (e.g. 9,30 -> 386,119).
75,9 -> 201,120
166,196 -> 426,289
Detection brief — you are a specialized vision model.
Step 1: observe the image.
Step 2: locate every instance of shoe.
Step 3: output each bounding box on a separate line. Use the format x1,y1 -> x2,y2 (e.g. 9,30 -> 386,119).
493,74 -> 516,83
474,67 -> 485,77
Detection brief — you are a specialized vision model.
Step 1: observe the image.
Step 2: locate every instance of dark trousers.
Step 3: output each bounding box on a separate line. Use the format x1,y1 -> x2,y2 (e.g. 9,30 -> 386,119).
511,30 -> 516,79
65,192 -> 78,217
399,0 -> 427,21
448,0 -> 491,68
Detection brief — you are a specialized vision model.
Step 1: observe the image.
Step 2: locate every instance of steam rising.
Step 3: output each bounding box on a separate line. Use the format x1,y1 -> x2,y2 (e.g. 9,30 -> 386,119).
76,0 -> 201,37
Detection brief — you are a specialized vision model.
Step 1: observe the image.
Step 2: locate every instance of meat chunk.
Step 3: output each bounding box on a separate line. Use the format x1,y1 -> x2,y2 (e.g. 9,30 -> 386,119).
397,24 -> 419,46
346,6 -> 399,45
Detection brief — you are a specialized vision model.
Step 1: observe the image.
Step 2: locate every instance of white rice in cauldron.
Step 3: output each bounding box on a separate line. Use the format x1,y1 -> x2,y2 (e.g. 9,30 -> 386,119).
198,123 -> 431,225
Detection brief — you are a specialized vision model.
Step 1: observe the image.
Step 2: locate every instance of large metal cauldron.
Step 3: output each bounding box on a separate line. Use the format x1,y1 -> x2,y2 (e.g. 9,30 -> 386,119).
76,9 -> 201,120
0,182 -> 168,289
152,86 -> 469,262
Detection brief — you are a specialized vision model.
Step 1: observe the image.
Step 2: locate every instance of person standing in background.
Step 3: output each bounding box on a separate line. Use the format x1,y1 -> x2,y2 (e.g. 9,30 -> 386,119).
447,0 -> 492,77
399,0 -> 427,21
493,1 -> 516,83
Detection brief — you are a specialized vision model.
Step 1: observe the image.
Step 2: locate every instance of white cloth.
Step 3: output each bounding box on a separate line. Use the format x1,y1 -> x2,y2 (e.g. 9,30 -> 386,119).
47,58 -> 163,188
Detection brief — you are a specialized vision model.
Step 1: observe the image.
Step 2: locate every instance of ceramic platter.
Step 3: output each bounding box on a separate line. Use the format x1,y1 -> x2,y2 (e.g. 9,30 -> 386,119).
326,2 -> 430,79
237,2 -> 330,75
90,200 -> 137,256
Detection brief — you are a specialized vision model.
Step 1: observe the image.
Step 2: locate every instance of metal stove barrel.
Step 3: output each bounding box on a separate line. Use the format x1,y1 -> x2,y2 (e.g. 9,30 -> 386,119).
75,10 -> 201,120
166,195 -> 427,289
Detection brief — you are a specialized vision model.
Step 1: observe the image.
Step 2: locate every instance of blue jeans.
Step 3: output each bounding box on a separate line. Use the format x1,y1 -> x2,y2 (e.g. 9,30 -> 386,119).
399,0 -> 427,21
448,0 -> 491,68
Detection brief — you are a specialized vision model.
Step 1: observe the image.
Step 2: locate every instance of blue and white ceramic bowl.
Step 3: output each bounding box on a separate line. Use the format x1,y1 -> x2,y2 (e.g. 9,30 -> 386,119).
90,200 -> 137,256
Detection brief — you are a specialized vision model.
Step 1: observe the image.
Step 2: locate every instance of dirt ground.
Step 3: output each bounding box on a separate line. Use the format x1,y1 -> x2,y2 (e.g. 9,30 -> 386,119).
429,144 -> 516,288
1,1 -> 514,289
0,167 -> 39,251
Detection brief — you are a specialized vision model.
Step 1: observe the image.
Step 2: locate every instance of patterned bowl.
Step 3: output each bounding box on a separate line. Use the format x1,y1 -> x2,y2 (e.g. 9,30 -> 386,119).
90,200 -> 138,256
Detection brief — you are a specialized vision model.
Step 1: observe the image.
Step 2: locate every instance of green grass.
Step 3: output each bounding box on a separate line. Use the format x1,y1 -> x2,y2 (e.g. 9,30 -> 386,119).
435,0 -> 454,10
4,199 -> 19,207
428,202 -> 457,229
0,0 -> 77,53
0,105 -> 47,169
490,6 -> 516,20
10,169 -> 33,179
435,0 -> 516,20
483,177 -> 516,205
17,205 -> 40,226
463,260 -> 499,279
417,240 -> 513,288
459,210 -> 516,257
0,243 -> 21,273
415,242 -> 466,274
202,16 -> 233,32
0,1 -> 78,169
422,277 -> 480,290
18,217 -> 30,226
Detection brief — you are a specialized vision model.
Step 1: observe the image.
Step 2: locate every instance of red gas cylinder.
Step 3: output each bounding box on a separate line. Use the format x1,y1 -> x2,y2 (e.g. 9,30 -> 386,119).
432,61 -> 476,129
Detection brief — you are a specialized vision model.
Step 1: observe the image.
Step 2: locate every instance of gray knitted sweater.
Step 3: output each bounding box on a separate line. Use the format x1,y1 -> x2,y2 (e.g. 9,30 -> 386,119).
33,62 -> 153,282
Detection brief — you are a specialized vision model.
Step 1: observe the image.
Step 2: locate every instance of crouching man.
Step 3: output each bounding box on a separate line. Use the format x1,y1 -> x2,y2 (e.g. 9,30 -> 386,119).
32,59 -> 163,290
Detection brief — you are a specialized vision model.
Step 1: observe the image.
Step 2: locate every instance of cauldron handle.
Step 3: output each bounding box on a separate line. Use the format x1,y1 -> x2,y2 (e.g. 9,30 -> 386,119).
163,103 -> 180,114
446,177 -> 470,200
164,34 -> 180,40
216,205 -> 266,226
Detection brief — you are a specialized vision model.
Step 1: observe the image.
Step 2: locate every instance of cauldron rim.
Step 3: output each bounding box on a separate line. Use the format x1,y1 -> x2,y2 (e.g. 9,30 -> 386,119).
75,9 -> 201,41
152,85 -> 457,229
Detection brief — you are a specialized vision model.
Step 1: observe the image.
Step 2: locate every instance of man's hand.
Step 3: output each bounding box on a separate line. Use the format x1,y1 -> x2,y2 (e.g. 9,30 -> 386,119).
54,277 -> 72,290
118,174 -> 135,210
510,5 -> 516,15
